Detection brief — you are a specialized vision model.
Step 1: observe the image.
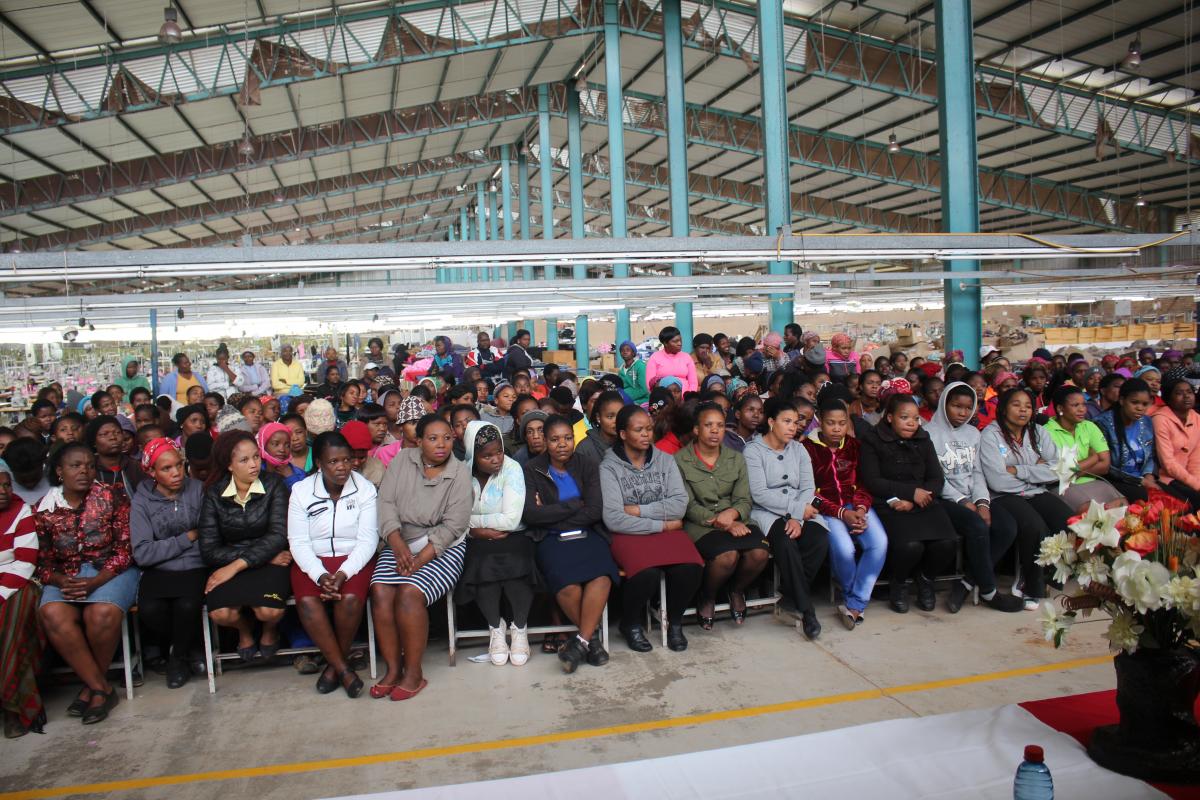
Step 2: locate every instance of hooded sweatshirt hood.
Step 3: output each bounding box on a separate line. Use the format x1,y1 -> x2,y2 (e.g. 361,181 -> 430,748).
115,356 -> 152,394
463,419 -> 503,466
924,380 -> 988,504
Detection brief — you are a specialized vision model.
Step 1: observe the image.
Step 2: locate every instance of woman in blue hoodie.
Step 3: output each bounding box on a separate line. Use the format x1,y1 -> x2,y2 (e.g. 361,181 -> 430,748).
924,383 -> 1023,614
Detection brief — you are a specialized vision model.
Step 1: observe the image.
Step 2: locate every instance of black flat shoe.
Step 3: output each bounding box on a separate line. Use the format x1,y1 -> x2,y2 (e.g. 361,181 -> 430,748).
666,623 -> 688,652
620,624 -> 653,653
237,644 -> 258,663
340,669 -> 364,699
916,575 -> 936,612
558,636 -> 588,673
316,666 -> 339,694
66,688 -> 92,717
81,689 -> 117,725
889,582 -> 910,614
801,609 -> 821,640
166,659 -> 190,689
946,581 -> 970,614
586,635 -> 609,667
258,641 -> 281,661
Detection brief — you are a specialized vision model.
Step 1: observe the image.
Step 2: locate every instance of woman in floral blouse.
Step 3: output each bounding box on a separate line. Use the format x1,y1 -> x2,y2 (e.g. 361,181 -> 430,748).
36,442 -> 138,726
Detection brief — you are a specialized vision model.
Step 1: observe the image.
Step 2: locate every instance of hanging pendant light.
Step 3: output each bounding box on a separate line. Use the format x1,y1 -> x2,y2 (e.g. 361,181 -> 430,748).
1123,37 -> 1141,68
237,133 -> 255,157
158,6 -> 183,45
887,133 -> 901,153
1134,192 -> 1147,207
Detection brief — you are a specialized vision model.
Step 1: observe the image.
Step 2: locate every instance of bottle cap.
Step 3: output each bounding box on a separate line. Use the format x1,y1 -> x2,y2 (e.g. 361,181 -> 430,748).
1024,745 -> 1044,763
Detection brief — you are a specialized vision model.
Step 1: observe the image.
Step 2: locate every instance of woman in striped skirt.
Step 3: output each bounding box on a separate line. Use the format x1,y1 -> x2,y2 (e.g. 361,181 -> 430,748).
369,415 -> 473,702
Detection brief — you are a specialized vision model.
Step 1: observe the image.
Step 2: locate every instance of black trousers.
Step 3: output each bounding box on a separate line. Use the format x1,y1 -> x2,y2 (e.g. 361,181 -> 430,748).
1163,480 -> 1200,510
767,519 -> 829,614
939,499 -> 1017,595
990,492 -> 1074,599
621,564 -> 703,626
139,594 -> 203,660
885,538 -> 957,585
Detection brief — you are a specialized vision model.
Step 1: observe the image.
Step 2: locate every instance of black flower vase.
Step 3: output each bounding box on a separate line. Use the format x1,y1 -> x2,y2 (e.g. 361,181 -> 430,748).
1088,647 -> 1200,783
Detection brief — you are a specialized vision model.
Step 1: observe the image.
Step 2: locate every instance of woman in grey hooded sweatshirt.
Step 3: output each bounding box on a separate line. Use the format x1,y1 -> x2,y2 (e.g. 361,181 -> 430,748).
924,382 -> 1023,614
599,405 -> 702,654
978,387 -> 1075,609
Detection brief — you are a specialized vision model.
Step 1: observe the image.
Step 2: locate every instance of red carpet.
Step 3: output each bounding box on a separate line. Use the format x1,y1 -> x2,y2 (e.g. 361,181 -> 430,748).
1020,691 -> 1200,799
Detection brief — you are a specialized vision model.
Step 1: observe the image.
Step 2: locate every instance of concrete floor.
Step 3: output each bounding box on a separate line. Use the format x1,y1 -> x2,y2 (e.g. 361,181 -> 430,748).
2,595 -> 1116,800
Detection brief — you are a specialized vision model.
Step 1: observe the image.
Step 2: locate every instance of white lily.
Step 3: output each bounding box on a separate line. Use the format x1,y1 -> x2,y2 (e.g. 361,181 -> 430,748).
1039,600 -> 1073,646
1076,553 -> 1111,587
1105,609 -> 1144,654
1112,551 -> 1171,614
1070,500 -> 1124,553
1054,443 -> 1080,495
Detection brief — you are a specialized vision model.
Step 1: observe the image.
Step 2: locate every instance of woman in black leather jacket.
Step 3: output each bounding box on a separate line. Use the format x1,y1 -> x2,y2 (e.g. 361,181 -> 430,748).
198,430 -> 292,662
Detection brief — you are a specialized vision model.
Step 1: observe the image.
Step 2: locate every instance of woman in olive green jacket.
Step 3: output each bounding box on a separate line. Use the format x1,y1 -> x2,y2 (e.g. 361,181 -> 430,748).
674,403 -> 768,630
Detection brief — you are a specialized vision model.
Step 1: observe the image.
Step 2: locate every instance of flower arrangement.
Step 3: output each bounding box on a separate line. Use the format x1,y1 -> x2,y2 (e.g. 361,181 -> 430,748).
1037,491 -> 1200,654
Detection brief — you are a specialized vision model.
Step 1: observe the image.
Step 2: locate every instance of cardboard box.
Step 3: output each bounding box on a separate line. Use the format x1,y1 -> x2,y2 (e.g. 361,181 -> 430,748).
541,349 -> 575,366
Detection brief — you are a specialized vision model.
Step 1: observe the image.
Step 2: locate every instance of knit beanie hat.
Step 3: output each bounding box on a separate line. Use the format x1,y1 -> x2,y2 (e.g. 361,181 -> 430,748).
215,403 -> 252,434
303,397 -> 336,435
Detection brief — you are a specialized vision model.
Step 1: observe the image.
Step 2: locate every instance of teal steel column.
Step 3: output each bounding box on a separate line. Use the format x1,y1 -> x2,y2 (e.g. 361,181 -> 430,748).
517,144 -> 534,282
757,0 -> 793,333
501,144 -> 515,282
459,206 -> 470,283
488,184 -> 500,281
605,0 -> 632,348
567,81 -> 589,373
936,0 -> 981,367
442,224 -> 455,283
538,84 -> 558,350
149,309 -> 159,397
663,0 -> 693,350
475,182 -> 487,283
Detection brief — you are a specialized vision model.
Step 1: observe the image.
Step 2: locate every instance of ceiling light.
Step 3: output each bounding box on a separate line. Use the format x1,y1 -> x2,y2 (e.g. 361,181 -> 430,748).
88,323 -> 95,331
887,133 -> 901,154
273,190 -> 285,203
237,134 -> 255,157
1123,37 -> 1141,68
62,329 -> 77,342
176,307 -> 185,319
78,316 -> 87,327
8,243 -> 20,254
1135,192 -> 1147,207
158,6 -> 182,45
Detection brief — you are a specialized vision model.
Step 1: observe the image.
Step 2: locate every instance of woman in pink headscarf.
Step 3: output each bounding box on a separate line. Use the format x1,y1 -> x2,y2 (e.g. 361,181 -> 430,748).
258,422 -> 306,490
826,333 -> 861,382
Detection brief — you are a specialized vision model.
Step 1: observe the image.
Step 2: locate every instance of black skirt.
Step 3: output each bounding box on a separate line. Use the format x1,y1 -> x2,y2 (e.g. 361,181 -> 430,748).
453,534 -> 538,604
138,567 -> 207,603
536,531 -> 620,595
694,527 -> 768,561
205,564 -> 291,610
873,503 -> 958,547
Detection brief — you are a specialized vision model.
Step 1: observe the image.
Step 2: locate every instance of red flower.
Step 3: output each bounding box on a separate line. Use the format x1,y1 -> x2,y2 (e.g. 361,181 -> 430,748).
1123,530 -> 1158,556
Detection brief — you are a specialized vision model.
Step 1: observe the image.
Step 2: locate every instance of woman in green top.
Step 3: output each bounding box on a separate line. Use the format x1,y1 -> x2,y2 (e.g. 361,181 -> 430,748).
674,402 -> 767,630
618,340 -> 649,405
1044,385 -> 1124,513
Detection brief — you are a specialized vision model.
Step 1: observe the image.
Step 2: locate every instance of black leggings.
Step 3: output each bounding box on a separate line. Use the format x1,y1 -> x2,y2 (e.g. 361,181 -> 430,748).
475,580 -> 534,629
621,564 -> 703,626
991,492 -> 1074,599
885,538 -> 957,584
138,593 -> 203,660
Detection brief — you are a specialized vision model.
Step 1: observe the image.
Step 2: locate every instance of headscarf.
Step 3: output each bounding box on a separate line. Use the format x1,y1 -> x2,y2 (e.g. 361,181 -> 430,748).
618,340 -> 638,360
420,375 -> 443,394
946,349 -> 964,364
830,332 -> 852,351
802,331 -> 820,349
1164,349 -> 1184,361
302,397 -> 336,435
702,374 -> 726,392
1164,365 -> 1192,382
1101,354 -> 1119,369
1138,347 -> 1156,362
658,376 -> 684,391
256,421 -> 292,467
76,396 -> 92,414
762,332 -> 783,349
473,423 -> 501,451
919,362 -> 942,379
878,378 -> 912,401
396,395 -> 425,425
1032,348 -> 1053,361
726,377 -> 748,399
432,336 -> 455,370
0,457 -> 10,482
1067,353 -> 1087,365
990,371 -> 1018,389
140,437 -> 180,472
1115,367 -> 1134,379
339,420 -> 372,451
1133,365 -> 1160,380
175,403 -> 206,426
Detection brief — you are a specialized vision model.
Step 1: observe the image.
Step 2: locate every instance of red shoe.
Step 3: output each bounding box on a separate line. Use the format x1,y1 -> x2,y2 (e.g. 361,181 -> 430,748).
369,683 -> 397,699
389,679 -> 427,701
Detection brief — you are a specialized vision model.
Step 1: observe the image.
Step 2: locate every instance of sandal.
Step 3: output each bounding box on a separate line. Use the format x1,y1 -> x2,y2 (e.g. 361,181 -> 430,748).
541,633 -> 564,654
697,598 -> 715,631
369,682 -> 398,699
729,591 -> 748,626
389,679 -> 427,702
66,688 -> 92,718
81,688 -> 118,725
341,669 -> 364,699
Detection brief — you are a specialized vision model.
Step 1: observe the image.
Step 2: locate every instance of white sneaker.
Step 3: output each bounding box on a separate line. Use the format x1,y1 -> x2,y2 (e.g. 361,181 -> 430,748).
488,621 -> 509,666
508,623 -> 530,666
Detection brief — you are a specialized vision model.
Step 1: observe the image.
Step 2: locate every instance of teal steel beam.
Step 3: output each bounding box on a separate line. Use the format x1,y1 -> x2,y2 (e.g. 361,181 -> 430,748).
517,143 -> 534,282
936,0 -> 982,368
567,80 -> 588,372
538,84 -> 557,350
605,0 -> 632,348
757,0 -> 793,333
476,182 -> 487,283
663,0 -> 693,350
488,183 -> 500,281
501,143 -> 515,282
460,206 -> 470,283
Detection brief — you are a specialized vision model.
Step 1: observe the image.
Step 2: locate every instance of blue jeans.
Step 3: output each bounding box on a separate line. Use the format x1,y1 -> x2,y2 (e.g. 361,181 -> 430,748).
822,508 -> 888,612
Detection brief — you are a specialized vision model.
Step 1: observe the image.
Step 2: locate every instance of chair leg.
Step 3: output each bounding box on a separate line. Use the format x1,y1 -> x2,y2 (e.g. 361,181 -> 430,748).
201,606 -> 216,694
131,610 -> 143,674
366,598 -> 377,681
446,599 -> 457,667
120,614 -> 134,700
600,603 -> 609,653
659,574 -> 668,648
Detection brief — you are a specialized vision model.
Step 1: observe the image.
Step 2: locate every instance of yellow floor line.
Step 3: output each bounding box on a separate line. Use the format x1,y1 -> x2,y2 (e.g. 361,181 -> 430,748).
2,653 -> 1112,800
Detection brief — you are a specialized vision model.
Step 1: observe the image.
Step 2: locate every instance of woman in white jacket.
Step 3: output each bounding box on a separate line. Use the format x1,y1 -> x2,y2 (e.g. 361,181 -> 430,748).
287,431 -> 378,698
452,421 -> 532,667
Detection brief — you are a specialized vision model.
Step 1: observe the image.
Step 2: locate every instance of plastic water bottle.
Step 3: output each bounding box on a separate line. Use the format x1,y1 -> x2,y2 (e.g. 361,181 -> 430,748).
1014,745 -> 1054,800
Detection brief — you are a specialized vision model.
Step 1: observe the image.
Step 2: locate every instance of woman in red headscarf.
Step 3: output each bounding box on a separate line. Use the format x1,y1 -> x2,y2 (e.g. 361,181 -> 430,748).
258,422 -> 306,490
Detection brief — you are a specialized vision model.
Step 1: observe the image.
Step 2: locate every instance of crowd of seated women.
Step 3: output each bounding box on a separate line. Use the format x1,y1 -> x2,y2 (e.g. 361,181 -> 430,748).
0,331 -> 1196,736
